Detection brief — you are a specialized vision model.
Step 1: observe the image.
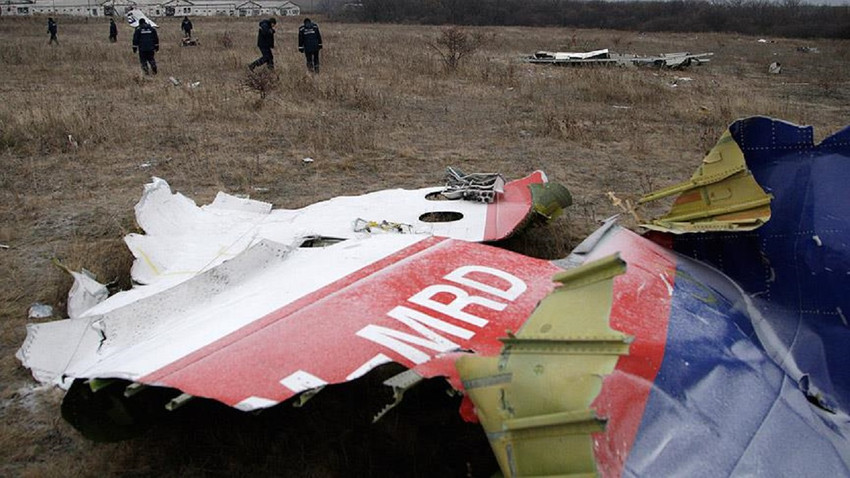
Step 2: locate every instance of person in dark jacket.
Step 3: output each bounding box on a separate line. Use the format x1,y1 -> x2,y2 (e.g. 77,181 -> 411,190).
297,18 -> 322,73
248,18 -> 276,71
132,19 -> 159,75
47,17 -> 58,45
181,16 -> 193,39
109,18 -> 118,43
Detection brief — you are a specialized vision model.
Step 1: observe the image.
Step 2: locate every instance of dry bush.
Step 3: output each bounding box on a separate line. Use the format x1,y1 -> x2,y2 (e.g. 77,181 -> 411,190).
218,30 -> 234,49
427,26 -> 486,72
537,107 -> 589,143
242,68 -> 280,100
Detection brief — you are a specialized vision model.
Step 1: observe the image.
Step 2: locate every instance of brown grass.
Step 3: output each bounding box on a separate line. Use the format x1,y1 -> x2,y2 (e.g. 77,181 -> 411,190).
1,14 -> 849,476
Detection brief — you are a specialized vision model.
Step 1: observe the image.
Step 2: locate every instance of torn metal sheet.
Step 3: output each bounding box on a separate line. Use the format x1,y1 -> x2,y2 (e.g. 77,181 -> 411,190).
457,254 -> 630,476
462,221 -> 850,477
19,235 -> 562,414
53,262 -> 110,320
639,128 -> 773,233
125,8 -> 157,28
121,171 -> 562,289
525,50 -> 713,68
17,172 -> 569,411
456,117 -> 850,476
648,116 -> 850,416
569,224 -> 850,476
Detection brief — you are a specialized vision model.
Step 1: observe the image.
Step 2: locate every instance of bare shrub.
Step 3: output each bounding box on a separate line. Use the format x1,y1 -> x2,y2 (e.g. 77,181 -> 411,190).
427,27 -> 485,72
242,69 -> 279,100
539,108 -> 589,144
218,30 -> 234,49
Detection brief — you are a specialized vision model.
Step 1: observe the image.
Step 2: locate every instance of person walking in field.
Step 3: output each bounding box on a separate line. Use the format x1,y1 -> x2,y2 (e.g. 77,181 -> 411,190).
298,18 -> 322,73
47,17 -> 58,45
109,18 -> 118,43
132,18 -> 159,75
181,16 -> 193,39
249,17 -> 276,71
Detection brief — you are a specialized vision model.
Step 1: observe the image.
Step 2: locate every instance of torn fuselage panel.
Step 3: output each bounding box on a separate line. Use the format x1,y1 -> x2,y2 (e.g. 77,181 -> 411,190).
458,213 -> 850,476
457,254 -> 630,477
578,224 -> 850,476
20,234 -> 563,417
650,116 -> 850,417
123,171 -> 563,289
140,236 -> 563,412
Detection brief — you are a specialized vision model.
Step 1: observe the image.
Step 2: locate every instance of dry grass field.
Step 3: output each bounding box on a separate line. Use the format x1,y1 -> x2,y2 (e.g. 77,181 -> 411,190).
1,14 -> 849,476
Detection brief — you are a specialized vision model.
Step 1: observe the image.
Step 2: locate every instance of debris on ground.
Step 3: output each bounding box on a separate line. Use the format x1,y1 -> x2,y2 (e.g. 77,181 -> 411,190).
125,8 -> 156,27
15,117 -> 850,476
27,303 -> 53,319
17,170 -> 573,421
525,49 -> 713,68
353,218 -> 414,234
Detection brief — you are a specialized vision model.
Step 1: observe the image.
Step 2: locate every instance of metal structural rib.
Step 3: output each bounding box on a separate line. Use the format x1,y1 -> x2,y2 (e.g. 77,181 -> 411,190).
457,254 -> 630,477
639,128 -> 772,233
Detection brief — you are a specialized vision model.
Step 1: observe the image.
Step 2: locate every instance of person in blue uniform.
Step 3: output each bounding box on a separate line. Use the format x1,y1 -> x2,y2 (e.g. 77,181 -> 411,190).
132,19 -> 159,75
181,16 -> 193,39
298,18 -> 323,73
109,18 -> 118,43
47,17 -> 58,45
249,18 -> 276,71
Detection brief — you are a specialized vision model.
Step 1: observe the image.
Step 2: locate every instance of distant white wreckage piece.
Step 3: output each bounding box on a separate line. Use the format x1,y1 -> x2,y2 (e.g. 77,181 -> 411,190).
525,49 -> 713,69
126,9 -> 157,27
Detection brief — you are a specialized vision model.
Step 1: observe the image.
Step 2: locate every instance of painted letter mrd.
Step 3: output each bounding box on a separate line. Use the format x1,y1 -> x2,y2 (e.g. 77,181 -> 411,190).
355,265 -> 527,364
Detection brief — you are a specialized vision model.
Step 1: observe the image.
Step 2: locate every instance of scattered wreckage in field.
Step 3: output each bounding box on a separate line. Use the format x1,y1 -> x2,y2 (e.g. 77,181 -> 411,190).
525,48 -> 713,68
18,117 -> 850,476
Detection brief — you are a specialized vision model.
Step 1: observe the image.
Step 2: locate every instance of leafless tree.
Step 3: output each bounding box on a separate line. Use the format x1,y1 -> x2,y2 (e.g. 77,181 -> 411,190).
427,27 -> 485,72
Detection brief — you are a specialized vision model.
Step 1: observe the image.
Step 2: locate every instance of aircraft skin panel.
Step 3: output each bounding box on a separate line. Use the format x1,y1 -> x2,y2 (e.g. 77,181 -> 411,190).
569,225 -> 850,476
483,170 -> 544,240
123,172 -> 551,290
139,236 -> 562,409
628,253 -> 850,476
665,117 -> 850,414
581,227 -> 676,477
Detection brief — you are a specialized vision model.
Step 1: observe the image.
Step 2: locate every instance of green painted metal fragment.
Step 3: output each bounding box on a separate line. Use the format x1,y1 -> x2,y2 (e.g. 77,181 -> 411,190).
530,182 -> 573,220
87,378 -> 116,393
639,129 -> 772,233
457,254 -> 630,477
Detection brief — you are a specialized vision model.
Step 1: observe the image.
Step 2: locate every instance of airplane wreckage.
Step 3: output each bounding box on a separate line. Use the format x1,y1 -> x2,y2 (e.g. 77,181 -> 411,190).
525,49 -> 713,68
17,116 -> 850,476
